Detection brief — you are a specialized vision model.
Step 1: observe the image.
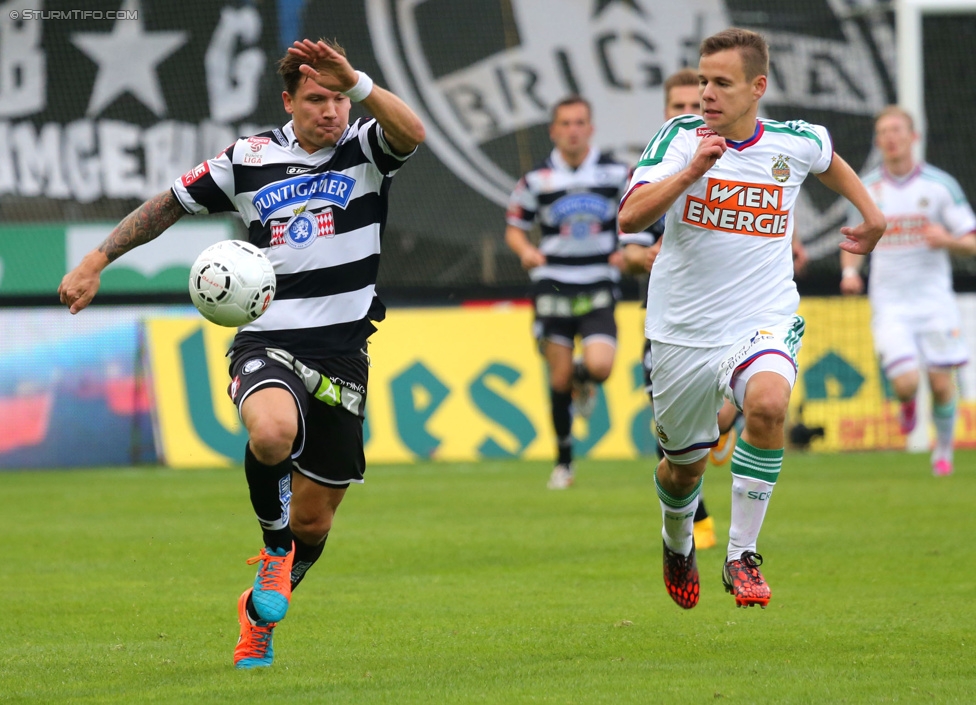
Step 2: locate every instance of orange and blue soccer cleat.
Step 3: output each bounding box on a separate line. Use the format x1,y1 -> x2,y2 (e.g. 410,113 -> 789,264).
571,379 -> 597,419
234,589 -> 276,669
247,544 -> 294,623
662,540 -> 699,609
722,551 -> 771,608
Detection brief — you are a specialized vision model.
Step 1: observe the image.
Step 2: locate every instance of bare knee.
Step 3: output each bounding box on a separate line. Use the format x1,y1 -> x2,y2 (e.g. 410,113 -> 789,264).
746,393 -> 788,428
658,457 -> 706,496
241,389 -> 298,465
290,508 -> 334,546
247,420 -> 296,465
586,360 -> 613,384
289,478 -> 346,546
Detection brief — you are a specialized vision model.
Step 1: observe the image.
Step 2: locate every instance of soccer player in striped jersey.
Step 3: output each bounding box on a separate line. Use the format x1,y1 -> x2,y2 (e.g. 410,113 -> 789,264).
59,38 -> 425,667
619,28 -> 885,609
840,106 -> 976,476
505,96 -> 629,490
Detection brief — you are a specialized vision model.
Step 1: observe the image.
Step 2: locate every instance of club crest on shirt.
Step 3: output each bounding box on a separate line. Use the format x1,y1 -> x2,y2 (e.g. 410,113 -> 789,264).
270,207 -> 336,247
284,211 -> 317,248
771,154 -> 791,183
655,421 -> 669,444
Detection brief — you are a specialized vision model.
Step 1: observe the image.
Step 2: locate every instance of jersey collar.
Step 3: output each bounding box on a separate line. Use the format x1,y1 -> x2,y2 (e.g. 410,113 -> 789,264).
881,162 -> 923,185
550,146 -> 598,172
281,120 -> 341,159
725,120 -> 764,151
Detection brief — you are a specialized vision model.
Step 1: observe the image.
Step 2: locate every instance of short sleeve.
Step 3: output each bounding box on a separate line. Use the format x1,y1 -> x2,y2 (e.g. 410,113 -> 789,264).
506,175 -> 537,230
171,143 -> 237,215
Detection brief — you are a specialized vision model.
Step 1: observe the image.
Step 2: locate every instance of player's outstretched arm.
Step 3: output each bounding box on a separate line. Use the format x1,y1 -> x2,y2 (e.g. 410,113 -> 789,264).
815,153 -> 886,256
289,39 -> 425,154
58,190 -> 186,314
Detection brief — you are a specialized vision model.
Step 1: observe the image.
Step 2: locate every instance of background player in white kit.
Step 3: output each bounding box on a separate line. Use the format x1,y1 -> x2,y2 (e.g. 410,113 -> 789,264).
840,106 -> 976,476
619,28 -> 885,609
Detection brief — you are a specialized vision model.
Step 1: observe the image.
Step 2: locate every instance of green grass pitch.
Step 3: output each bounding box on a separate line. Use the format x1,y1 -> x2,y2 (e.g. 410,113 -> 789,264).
3,450 -> 975,703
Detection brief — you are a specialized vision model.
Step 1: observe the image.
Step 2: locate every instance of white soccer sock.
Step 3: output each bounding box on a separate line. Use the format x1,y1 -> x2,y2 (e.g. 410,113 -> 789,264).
932,399 -> 956,459
728,438 -> 782,561
655,472 -> 701,556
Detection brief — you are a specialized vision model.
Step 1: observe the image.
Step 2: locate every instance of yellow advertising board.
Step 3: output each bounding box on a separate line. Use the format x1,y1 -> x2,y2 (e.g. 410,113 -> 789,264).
146,299 -> 976,468
793,297 -> 976,451
145,304 -> 655,468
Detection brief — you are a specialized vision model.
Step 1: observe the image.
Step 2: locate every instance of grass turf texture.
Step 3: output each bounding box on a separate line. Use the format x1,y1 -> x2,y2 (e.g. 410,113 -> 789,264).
3,451 -> 975,703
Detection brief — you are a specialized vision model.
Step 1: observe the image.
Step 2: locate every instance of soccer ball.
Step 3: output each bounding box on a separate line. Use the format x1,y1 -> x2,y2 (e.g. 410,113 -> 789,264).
188,240 -> 276,327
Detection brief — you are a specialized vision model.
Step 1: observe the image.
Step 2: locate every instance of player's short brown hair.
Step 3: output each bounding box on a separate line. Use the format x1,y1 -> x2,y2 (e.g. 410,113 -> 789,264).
875,105 -> 915,132
550,95 -> 592,124
277,39 -> 347,95
664,68 -> 698,99
700,28 -> 769,81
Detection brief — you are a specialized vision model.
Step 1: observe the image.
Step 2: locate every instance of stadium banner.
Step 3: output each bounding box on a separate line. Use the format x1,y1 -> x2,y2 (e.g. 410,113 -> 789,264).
0,306 -> 184,469
0,222 -> 233,295
146,298 -> 976,468
4,0 -> 957,296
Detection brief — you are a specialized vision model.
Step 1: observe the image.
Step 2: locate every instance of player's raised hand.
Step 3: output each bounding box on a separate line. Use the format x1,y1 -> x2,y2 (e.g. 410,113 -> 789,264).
838,218 -> 885,255
688,135 -> 727,179
922,223 -> 954,250
288,39 -> 358,93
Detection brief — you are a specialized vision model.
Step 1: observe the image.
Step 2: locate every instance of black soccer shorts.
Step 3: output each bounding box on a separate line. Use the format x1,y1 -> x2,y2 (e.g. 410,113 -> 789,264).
228,347 -> 368,488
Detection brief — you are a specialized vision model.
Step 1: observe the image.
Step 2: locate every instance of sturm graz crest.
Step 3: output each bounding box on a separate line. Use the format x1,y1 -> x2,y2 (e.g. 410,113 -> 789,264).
368,0 -> 894,257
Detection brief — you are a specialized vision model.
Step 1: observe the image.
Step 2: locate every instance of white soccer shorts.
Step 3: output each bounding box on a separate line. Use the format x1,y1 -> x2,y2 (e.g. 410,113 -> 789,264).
650,316 -> 804,464
871,313 -> 970,379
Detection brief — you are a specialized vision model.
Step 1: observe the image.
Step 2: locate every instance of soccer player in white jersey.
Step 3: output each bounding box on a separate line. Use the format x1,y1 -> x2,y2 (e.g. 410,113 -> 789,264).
619,28 -> 885,609
620,68 -> 722,550
506,96 -> 628,490
59,39 -> 425,667
840,106 -> 976,476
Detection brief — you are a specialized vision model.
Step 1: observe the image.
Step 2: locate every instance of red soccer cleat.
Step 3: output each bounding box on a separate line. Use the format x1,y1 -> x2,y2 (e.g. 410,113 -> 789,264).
663,540 -> 700,609
722,551 -> 771,608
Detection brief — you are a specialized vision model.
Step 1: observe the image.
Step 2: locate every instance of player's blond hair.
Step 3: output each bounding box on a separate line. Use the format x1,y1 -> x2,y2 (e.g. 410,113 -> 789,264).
277,39 -> 348,95
700,28 -> 769,81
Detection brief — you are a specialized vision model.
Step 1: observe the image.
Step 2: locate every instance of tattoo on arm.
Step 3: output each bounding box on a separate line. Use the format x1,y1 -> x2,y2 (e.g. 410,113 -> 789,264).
98,190 -> 186,263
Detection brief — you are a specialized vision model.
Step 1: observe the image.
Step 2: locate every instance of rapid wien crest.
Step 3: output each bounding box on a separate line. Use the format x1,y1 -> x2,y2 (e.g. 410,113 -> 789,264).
368,0 -> 894,255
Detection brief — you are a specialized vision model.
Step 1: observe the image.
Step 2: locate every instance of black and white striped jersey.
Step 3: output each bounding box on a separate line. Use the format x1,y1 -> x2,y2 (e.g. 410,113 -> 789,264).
506,148 -> 628,289
172,118 -> 414,358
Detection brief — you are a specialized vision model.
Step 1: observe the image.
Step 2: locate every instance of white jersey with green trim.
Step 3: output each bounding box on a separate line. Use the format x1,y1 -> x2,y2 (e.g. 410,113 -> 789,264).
851,164 -> 976,328
626,115 -> 833,347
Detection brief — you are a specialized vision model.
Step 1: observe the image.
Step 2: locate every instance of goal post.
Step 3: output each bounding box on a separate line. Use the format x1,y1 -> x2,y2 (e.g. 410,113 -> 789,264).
896,0 -> 976,159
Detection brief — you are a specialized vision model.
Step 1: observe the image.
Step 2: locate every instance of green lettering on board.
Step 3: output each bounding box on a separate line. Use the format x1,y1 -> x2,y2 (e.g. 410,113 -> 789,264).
390,362 -> 450,458
179,328 -> 246,461
468,363 -> 536,458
